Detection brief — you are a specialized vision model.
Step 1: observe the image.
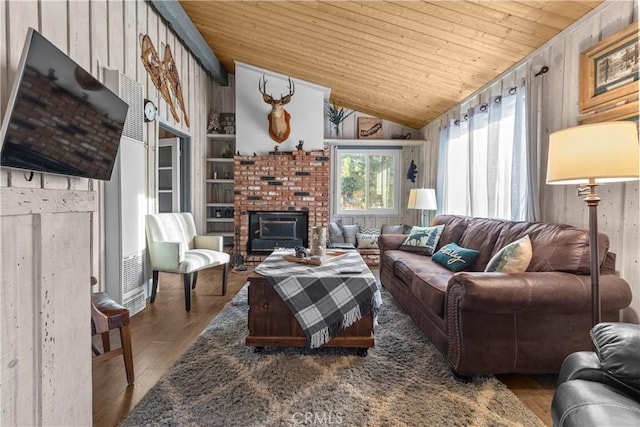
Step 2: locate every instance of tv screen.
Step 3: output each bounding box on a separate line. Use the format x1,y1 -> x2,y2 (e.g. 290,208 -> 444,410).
0,28 -> 129,180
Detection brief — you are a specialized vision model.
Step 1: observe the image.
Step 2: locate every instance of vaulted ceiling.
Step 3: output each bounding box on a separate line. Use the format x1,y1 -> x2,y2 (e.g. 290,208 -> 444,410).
180,1 -> 602,129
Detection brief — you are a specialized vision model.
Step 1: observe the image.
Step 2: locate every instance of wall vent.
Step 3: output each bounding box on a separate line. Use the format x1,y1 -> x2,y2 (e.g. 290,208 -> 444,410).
122,252 -> 145,294
103,69 -> 144,142
124,290 -> 147,317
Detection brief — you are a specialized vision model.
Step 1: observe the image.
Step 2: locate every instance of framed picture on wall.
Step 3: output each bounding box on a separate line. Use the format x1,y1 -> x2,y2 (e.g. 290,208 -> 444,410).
357,117 -> 383,139
579,23 -> 639,113
580,101 -> 638,124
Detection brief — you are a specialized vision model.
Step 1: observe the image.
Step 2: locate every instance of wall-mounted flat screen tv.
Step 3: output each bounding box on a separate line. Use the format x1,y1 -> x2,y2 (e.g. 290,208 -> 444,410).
0,28 -> 129,180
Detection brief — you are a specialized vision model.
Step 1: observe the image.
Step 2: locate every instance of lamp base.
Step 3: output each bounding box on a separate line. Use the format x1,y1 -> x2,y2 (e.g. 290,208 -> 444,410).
584,181 -> 601,327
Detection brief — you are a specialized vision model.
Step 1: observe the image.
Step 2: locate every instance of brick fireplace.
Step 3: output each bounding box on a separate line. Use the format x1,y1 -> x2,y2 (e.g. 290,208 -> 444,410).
234,149 -> 330,264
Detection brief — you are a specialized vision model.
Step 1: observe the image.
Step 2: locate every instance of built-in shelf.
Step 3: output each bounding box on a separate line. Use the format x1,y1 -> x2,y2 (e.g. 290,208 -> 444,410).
207,203 -> 234,208
206,133 -> 236,246
324,138 -> 426,147
206,179 -> 234,184
207,231 -> 234,237
206,158 -> 234,162
206,218 -> 234,223
207,133 -> 236,139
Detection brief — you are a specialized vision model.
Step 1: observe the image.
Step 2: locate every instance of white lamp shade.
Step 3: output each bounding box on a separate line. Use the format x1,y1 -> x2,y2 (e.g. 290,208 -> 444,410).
547,121 -> 639,185
408,188 -> 437,210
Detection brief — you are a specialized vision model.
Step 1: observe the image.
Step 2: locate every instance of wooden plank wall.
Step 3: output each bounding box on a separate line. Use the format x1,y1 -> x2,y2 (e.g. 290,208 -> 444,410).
421,0 -> 640,322
0,1 -> 216,424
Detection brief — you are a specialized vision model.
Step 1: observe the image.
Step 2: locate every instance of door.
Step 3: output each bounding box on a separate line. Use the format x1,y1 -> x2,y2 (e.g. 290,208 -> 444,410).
158,138 -> 181,212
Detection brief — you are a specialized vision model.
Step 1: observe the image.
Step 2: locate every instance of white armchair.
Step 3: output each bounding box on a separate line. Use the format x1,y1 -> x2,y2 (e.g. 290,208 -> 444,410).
145,213 -> 230,312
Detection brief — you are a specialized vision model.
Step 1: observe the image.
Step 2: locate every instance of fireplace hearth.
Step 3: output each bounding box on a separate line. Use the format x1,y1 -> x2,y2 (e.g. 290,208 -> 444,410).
248,211 -> 308,255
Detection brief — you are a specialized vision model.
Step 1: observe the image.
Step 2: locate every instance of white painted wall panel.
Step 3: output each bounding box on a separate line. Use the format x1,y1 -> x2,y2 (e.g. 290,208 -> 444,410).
0,215 -> 38,426
236,62 -> 328,155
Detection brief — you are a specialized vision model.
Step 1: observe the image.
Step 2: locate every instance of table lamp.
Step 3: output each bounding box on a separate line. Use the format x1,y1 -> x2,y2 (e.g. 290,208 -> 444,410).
408,188 -> 437,227
546,121 -> 639,325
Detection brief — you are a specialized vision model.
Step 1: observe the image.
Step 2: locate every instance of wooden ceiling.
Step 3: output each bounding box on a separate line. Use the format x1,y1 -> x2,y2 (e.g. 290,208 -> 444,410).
180,1 -> 602,129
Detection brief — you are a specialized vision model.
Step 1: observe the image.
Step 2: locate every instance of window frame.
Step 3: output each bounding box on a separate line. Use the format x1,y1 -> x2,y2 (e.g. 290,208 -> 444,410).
333,147 -> 402,216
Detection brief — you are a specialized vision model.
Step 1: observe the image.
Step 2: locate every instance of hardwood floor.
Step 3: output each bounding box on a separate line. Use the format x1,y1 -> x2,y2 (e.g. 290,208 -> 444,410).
92,267 -> 556,427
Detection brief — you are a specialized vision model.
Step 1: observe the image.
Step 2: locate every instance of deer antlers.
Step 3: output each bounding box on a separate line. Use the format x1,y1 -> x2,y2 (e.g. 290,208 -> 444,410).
258,76 -> 295,106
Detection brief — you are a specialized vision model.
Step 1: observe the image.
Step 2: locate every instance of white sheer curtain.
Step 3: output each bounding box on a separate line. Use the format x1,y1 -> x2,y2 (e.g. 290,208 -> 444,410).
437,80 -> 534,221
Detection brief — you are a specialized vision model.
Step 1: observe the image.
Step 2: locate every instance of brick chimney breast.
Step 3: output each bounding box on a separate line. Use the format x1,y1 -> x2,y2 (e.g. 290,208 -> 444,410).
235,148 -> 330,264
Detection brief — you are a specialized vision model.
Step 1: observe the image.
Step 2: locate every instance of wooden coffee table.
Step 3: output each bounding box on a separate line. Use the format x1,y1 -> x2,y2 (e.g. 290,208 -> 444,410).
245,254 -> 376,355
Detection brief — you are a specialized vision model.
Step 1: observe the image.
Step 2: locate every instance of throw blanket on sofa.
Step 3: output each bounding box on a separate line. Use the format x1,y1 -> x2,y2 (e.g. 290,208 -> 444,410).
254,249 -> 382,348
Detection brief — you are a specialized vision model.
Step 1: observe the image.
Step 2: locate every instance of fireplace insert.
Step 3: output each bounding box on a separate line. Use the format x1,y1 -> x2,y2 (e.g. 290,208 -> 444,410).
248,211 -> 308,254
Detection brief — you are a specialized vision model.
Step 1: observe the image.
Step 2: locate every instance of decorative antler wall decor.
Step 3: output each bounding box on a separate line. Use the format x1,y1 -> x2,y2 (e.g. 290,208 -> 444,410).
258,75 -> 295,143
140,34 -> 190,127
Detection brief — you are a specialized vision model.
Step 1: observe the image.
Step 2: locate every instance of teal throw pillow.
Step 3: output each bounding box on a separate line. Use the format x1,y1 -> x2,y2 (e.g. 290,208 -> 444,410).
432,243 -> 479,272
484,235 -> 532,273
399,225 -> 444,256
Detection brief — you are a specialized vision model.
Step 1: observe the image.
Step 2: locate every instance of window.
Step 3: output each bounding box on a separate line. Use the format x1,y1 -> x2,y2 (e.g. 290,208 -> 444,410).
334,148 -> 401,216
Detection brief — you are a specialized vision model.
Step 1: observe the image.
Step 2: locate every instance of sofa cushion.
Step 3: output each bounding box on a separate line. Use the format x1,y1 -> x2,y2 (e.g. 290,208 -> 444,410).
391,252 -> 437,287
484,235 -> 532,273
399,225 -> 444,255
411,268 -> 452,318
329,242 -> 356,250
356,233 -> 379,249
381,224 -> 406,235
341,224 -> 360,246
432,215 -> 469,250
490,221 -> 609,274
458,217 -> 505,271
328,222 -> 345,244
395,260 -> 417,288
432,243 -> 479,272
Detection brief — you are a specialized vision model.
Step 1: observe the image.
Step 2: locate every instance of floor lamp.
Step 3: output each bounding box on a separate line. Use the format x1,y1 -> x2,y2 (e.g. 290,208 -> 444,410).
408,188 -> 437,227
546,121 -> 639,326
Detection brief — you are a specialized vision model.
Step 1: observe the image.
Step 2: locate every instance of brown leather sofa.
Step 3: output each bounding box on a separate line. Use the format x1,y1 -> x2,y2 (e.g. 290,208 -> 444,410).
379,215 -> 632,376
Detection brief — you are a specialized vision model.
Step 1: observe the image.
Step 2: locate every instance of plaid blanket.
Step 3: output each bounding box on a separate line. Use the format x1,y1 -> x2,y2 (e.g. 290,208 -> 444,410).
254,249 -> 382,348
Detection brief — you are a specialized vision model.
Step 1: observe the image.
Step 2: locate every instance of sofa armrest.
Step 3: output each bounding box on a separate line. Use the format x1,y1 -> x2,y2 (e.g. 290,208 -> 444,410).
447,272 -> 632,314
148,241 -> 185,271
194,234 -> 224,252
378,234 -> 407,253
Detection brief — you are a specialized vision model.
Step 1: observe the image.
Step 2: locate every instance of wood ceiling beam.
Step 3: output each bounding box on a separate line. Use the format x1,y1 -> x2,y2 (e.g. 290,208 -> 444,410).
153,0 -> 228,85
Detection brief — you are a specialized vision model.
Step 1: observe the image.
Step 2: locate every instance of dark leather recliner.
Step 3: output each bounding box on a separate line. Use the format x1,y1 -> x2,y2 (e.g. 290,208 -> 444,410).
551,322 -> 640,426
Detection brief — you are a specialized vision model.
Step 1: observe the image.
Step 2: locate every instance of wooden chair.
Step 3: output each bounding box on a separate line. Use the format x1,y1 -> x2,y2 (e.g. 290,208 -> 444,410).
91,277 -> 134,384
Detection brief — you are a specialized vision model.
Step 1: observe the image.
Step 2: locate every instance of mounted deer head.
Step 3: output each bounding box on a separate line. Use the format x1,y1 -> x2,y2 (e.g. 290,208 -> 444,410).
259,75 -> 295,143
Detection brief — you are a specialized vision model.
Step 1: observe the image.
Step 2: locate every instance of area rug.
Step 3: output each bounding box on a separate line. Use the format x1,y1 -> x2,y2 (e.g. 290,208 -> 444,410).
121,285 -> 545,426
